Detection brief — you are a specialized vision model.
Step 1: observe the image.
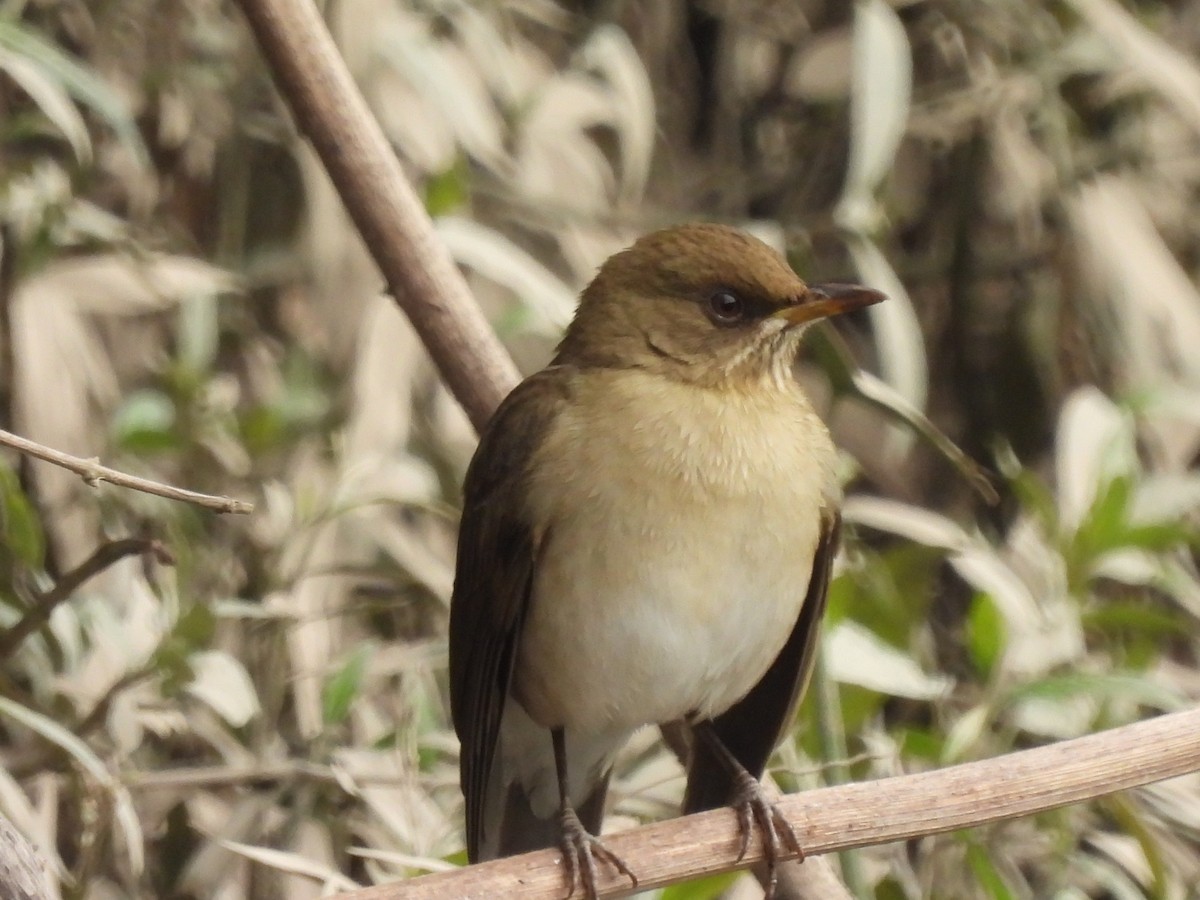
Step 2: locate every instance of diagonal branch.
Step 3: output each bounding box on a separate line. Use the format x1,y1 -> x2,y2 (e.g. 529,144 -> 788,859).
0,429 -> 253,514
0,538 -> 173,658
337,706 -> 1200,898
234,0 -> 520,432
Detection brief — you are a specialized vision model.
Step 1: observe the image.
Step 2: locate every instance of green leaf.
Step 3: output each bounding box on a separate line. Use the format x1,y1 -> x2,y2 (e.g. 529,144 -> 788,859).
1071,475 -> 1132,563
966,592 -> 1006,679
659,870 -> 742,899
174,604 -> 216,649
424,158 -> 469,216
0,43 -> 91,161
1001,461 -> 1059,536
0,460 -> 44,568
1101,794 -> 1168,898
111,389 -> 179,454
240,406 -> 286,454
154,640 -> 195,695
178,294 -> 220,374
1006,672 -> 1184,713
1119,521 -> 1194,552
0,19 -> 148,165
895,726 -> 942,761
966,841 -> 1016,900
275,351 -> 331,429
874,876 -> 911,900
1083,602 -> 1189,641
831,545 -> 942,647
323,642 -> 374,726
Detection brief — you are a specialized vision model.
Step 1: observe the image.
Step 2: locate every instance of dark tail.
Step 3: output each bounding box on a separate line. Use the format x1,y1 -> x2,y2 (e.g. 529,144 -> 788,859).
493,775 -> 610,858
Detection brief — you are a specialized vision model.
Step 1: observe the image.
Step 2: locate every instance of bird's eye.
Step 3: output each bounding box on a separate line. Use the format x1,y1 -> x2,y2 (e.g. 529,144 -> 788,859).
706,290 -> 745,325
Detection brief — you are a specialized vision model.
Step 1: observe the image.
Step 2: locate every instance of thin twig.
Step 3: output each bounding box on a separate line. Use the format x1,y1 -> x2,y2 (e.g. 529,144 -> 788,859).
0,538 -> 174,658
121,760 -> 441,791
234,0 -> 520,432
124,760 -> 339,790
342,707 -> 1200,898
0,429 -> 253,514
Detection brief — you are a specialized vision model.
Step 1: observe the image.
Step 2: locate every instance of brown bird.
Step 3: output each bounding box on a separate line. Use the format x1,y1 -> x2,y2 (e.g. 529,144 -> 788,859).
449,223 -> 884,897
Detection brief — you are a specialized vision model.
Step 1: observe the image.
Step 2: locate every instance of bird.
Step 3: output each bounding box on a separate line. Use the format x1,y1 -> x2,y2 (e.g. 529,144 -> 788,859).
449,223 -> 884,898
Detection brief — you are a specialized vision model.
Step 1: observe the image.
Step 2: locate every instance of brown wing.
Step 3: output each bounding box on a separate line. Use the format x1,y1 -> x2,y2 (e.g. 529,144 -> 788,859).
682,511 -> 840,814
448,367 -> 573,862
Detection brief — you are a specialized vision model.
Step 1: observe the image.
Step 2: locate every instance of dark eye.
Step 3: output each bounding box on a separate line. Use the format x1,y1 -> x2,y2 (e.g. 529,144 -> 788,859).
707,290 -> 745,325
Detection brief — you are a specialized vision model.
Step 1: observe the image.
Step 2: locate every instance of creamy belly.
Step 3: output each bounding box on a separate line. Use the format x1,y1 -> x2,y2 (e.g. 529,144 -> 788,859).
512,368 -> 839,734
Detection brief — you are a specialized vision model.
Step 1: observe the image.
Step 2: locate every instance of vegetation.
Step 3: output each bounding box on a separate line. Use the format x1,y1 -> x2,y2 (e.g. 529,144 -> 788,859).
1,0 -> 1199,897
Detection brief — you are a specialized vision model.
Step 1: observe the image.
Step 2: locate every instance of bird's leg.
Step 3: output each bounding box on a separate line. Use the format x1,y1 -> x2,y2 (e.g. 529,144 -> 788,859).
552,727 -> 637,899
693,722 -> 803,900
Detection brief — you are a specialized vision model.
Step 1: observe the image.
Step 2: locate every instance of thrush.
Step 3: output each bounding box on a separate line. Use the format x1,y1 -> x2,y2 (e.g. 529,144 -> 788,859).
449,223 -> 884,898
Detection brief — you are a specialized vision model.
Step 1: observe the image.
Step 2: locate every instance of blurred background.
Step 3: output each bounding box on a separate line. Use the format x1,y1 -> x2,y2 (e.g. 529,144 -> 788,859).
1,0 -> 1199,897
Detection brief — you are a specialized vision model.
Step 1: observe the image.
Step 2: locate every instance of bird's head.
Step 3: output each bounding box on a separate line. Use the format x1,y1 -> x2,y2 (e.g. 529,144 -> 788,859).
555,224 -> 885,389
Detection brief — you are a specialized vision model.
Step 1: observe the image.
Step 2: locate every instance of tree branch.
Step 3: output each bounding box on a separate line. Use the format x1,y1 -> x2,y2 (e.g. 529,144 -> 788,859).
0,429 -> 253,514
233,0 -> 520,432
338,707 -> 1200,898
0,538 -> 173,658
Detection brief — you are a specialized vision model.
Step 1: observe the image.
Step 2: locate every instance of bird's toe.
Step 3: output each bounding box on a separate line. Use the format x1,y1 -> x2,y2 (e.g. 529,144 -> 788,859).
558,806 -> 637,899
729,770 -> 805,900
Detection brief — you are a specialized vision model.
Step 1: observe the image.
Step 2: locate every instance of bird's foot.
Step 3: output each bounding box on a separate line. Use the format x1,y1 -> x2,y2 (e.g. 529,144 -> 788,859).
558,805 -> 637,899
730,769 -> 803,900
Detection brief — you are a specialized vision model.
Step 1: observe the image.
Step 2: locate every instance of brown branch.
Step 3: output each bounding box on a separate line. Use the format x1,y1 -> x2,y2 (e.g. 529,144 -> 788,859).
336,707 -> 1200,898
124,760 -> 339,790
0,429 -> 253,514
659,720 -> 845,899
0,538 -> 173,658
233,0 -> 520,432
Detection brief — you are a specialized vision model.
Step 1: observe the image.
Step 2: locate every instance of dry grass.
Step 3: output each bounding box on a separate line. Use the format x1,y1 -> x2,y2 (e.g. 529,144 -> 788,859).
1,1 -> 1199,897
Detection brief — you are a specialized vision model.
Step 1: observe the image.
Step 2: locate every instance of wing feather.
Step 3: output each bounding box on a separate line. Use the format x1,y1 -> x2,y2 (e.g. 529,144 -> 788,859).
448,367 -> 573,861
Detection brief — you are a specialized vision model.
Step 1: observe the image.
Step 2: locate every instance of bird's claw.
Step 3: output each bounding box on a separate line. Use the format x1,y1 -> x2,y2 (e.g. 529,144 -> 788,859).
559,806 -> 638,899
730,769 -> 803,900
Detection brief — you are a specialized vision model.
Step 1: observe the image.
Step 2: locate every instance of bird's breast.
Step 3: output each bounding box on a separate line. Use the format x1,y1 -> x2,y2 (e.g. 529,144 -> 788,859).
513,368 -> 839,733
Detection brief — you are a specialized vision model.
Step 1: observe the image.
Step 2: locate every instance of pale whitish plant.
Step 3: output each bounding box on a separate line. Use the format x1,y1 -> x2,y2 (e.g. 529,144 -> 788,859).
835,385 -> 1200,897
5,0 -> 1200,896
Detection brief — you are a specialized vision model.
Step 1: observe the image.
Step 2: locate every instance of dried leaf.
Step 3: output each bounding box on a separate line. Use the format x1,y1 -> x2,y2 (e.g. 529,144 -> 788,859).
825,621 -> 952,699
0,697 -> 143,875
184,651 -> 261,728
1070,0 -> 1200,137
836,0 -> 913,233
1056,386 -> 1135,532
844,235 -> 928,416
1070,179 -> 1200,392
578,26 -> 655,204
0,45 -> 91,162
437,217 -> 576,332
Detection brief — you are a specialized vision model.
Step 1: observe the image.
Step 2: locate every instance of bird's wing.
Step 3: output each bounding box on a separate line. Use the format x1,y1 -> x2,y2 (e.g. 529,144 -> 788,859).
449,367 -> 572,861
682,510 -> 841,813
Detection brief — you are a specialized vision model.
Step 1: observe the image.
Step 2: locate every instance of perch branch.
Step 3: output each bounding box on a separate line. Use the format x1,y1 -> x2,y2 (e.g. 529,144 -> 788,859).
234,0 -> 520,431
0,429 -> 253,514
339,706 -> 1200,898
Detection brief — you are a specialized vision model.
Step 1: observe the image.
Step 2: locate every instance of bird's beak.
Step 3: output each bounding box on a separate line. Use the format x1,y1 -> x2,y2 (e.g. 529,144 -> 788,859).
772,283 -> 887,326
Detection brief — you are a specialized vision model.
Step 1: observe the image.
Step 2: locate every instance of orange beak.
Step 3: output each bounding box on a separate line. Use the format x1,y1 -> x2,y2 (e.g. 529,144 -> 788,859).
772,283 -> 886,326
